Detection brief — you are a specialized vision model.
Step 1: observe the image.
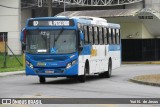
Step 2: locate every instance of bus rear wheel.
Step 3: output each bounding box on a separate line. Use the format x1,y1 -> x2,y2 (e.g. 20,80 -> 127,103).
39,76 -> 46,83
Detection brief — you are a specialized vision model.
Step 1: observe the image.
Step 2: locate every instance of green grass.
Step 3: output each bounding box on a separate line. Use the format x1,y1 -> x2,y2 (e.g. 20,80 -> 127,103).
0,53 -> 25,72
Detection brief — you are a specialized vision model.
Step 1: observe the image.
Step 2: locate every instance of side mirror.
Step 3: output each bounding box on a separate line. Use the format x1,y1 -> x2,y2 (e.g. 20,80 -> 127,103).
22,42 -> 26,51
79,31 -> 84,41
20,28 -> 26,51
20,28 -> 26,43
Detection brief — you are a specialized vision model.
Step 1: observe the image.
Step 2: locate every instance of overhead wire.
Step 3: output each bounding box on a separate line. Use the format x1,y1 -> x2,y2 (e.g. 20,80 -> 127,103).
0,1 -> 38,9
21,1 -> 38,9
0,4 -> 19,9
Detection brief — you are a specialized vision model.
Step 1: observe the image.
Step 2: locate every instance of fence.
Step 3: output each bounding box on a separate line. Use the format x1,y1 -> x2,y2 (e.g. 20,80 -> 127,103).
0,33 -> 23,68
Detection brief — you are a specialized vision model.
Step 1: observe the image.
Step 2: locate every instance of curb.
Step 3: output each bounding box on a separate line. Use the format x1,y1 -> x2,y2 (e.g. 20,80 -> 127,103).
130,79 -> 160,87
0,71 -> 25,77
122,61 -> 160,64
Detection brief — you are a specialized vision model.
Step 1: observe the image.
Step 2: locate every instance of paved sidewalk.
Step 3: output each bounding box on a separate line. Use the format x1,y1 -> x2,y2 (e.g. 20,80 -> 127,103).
130,74 -> 160,87
0,71 -> 25,77
122,61 -> 160,64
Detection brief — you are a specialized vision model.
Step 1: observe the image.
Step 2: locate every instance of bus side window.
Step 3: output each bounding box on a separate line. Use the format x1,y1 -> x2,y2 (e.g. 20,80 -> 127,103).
97,27 -> 99,44
116,29 -> 120,44
94,27 -> 98,45
99,27 -> 103,45
112,29 -> 116,44
87,26 -> 90,44
108,28 -> 112,44
103,28 -> 108,44
89,26 -> 93,44
83,26 -> 89,44
92,26 -> 95,44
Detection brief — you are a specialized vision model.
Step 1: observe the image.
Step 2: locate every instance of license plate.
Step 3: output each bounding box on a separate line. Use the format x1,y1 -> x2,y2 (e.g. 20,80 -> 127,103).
45,70 -> 54,74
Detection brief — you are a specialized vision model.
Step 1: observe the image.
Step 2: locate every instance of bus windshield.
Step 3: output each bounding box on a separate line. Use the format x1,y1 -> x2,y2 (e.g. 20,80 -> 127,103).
26,30 -> 77,54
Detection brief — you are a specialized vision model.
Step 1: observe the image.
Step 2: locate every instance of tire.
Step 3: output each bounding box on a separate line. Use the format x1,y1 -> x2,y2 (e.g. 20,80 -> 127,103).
104,60 -> 112,78
66,77 -> 72,79
99,60 -> 112,78
39,76 -> 46,83
78,66 -> 87,83
99,72 -> 104,78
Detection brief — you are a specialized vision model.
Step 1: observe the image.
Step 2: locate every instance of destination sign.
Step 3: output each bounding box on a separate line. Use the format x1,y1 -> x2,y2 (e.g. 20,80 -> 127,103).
28,19 -> 74,27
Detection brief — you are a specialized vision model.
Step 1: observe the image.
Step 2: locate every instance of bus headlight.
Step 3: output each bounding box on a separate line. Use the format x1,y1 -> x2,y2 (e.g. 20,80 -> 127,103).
29,63 -> 34,69
66,63 -> 72,69
66,60 -> 77,69
72,60 -> 77,65
26,60 -> 30,65
26,60 -> 34,69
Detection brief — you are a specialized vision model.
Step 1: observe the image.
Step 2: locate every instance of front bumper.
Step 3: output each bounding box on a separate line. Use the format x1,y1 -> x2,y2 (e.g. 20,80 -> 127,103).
25,64 -> 78,77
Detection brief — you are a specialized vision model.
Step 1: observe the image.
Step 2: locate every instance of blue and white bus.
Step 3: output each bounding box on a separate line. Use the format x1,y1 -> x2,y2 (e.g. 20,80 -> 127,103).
21,16 -> 121,83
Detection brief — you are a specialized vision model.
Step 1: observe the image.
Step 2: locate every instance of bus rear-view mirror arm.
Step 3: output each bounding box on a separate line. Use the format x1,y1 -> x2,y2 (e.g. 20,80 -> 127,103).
20,28 -> 26,51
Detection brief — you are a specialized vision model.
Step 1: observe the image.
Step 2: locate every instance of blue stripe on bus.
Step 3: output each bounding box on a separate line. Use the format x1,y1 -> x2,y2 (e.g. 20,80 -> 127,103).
109,45 -> 121,51
80,45 -> 91,55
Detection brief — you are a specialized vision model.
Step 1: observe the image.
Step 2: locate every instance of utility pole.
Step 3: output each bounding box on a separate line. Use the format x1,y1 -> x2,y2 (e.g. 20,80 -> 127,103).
48,0 -> 52,17
64,0 -> 66,12
3,33 -> 7,68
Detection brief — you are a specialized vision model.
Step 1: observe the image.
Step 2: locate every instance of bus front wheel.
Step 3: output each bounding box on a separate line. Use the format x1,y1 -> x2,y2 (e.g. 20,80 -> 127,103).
78,66 -> 87,83
39,76 -> 46,83
104,60 -> 112,78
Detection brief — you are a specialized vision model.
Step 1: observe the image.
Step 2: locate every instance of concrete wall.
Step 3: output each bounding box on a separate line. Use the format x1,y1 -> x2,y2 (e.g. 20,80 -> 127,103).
0,0 -> 21,55
142,23 -> 153,38
120,22 -> 142,39
120,22 -> 153,39
145,0 -> 160,12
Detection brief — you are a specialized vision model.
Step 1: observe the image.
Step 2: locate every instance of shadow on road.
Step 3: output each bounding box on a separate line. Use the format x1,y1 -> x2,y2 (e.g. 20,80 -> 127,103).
33,75 -> 117,85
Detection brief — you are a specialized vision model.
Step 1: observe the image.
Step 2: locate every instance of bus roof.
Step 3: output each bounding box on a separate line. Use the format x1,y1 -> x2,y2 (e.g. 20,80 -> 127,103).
26,16 -> 120,29
71,16 -> 120,29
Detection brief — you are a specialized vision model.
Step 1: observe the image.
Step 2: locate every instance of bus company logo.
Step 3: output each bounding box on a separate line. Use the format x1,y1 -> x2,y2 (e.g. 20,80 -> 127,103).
37,62 -> 46,66
91,47 -> 97,57
2,99 -> 11,104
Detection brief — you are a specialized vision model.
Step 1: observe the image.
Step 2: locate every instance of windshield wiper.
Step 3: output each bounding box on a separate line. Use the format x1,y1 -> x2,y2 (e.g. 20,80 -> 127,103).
51,30 -> 64,54
52,29 -> 64,49
54,28 -> 64,42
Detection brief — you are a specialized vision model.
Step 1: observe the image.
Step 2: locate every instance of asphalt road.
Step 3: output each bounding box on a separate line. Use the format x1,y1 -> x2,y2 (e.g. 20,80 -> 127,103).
0,64 -> 160,107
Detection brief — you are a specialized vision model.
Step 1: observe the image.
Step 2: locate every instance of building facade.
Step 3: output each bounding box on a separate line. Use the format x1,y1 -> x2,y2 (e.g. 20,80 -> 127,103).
1,0 -> 160,61
0,0 -> 21,55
